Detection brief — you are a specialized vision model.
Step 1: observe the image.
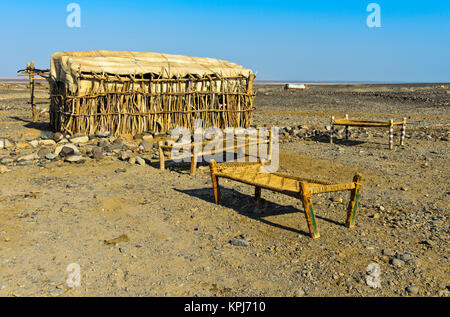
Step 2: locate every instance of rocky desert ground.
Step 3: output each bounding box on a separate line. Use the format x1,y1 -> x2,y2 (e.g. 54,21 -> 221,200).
0,81 -> 448,297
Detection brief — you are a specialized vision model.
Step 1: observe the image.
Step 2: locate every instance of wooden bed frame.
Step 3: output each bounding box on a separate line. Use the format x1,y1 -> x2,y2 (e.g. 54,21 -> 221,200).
158,130 -> 273,175
330,114 -> 406,149
209,160 -> 363,239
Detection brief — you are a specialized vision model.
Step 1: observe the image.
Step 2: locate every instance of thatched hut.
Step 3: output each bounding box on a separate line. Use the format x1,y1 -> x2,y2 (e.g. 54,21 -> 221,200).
49,50 -> 256,136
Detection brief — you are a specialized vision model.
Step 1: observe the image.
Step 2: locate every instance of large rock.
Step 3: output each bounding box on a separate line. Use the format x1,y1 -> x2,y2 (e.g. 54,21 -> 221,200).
56,144 -> 80,157
69,136 -> 89,144
38,139 -> 56,147
64,155 -> 85,164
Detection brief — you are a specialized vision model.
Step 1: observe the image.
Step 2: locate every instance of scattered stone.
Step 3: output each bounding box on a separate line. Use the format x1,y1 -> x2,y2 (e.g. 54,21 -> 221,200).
128,157 -> 136,165
0,138 -> 15,149
64,155 -> 85,164
29,140 -> 39,148
17,154 -> 37,162
92,147 -> 104,160
39,139 -> 56,147
135,156 -> 146,166
115,168 -> 127,173
40,130 -> 54,139
229,237 -> 249,247
378,206 -> 386,212
96,131 -> 110,138
69,136 -> 89,144
104,234 -> 129,245
56,144 -> 80,157
37,148 -> 51,158
45,153 -> 57,160
382,248 -> 396,257
406,285 -> 419,295
398,253 -> 413,262
53,132 -> 63,142
142,134 -> 154,141
119,151 -> 130,161
139,140 -> 154,152
294,289 -> 305,297
390,258 -> 405,267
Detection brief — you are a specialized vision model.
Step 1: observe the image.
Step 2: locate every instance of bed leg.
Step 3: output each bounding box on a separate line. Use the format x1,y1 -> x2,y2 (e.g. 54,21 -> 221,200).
345,125 -> 349,140
330,116 -> 334,144
190,154 -> 198,176
158,141 -> 165,170
389,120 -> 394,150
255,186 -> 261,200
345,173 -> 363,228
210,160 -> 220,204
300,182 -> 320,239
400,118 -> 406,146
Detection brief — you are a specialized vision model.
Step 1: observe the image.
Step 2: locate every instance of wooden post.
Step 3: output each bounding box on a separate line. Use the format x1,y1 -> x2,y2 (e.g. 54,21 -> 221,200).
300,182 -> 320,239
158,141 -> 165,170
28,61 -> 38,122
389,119 -> 394,150
345,173 -> 363,228
330,116 -> 334,144
255,186 -> 261,200
345,125 -> 349,140
267,128 -> 272,161
400,118 -> 406,146
190,153 -> 198,176
210,159 -> 220,204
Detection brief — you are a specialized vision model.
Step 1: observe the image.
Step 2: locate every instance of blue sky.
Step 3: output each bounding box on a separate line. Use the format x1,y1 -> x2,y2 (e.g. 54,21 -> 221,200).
0,0 -> 449,82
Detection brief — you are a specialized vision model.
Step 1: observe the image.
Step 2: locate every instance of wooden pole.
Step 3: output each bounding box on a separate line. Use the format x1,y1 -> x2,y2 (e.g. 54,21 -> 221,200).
28,61 -> 38,122
210,159 -> 220,204
400,118 -> 406,146
255,186 -> 261,200
158,141 -> 165,170
330,116 -> 334,144
345,173 -> 363,228
300,182 -> 320,239
389,119 -> 394,150
190,153 -> 198,176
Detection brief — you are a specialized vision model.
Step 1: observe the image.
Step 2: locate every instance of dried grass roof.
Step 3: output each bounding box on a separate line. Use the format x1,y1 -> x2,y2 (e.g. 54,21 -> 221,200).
51,50 -> 253,92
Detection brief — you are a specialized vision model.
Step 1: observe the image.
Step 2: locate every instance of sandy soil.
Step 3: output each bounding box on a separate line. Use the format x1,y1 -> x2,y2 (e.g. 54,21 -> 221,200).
0,82 -> 448,297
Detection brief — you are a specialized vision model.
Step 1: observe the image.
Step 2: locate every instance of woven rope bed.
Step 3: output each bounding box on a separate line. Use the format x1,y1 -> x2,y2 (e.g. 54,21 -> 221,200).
209,160 -> 363,239
331,114 -> 407,149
